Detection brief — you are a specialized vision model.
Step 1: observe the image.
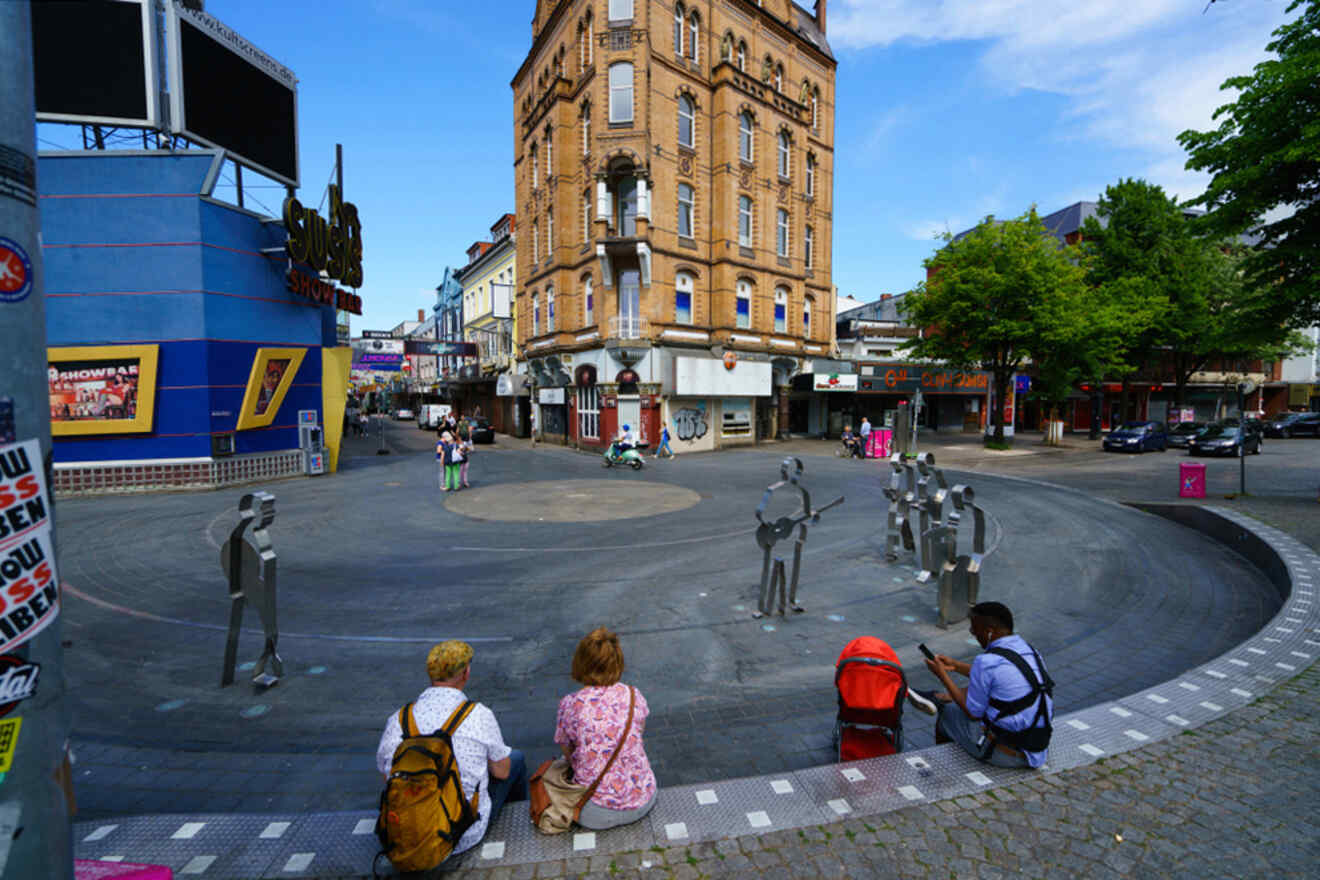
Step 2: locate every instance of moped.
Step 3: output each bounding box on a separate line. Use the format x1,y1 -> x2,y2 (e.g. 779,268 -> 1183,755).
603,441 -> 646,470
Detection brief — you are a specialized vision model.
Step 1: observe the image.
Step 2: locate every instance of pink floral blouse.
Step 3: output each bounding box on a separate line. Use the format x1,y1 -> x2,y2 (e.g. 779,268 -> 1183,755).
554,682 -> 657,810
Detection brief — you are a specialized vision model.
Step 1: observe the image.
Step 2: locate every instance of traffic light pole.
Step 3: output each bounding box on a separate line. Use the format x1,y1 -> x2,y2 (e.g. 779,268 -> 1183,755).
0,2 -> 74,877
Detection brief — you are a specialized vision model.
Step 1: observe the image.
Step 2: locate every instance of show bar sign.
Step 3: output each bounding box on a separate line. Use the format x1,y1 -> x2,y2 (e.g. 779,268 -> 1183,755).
286,267 -> 362,315
0,440 -> 59,655
283,183 -> 364,314
859,364 -> 991,394
405,340 -> 478,357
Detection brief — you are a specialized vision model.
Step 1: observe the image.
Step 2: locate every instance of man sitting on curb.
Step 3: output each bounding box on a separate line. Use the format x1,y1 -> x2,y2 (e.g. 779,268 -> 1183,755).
376,640 -> 528,857
908,601 -> 1054,769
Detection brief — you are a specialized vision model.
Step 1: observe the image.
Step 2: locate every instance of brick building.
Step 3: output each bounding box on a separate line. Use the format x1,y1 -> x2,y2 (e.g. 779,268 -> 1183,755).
512,0 -> 836,451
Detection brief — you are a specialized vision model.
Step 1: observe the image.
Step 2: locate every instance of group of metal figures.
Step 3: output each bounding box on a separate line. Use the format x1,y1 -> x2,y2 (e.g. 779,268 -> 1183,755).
751,452 -> 987,628
882,452 -> 987,626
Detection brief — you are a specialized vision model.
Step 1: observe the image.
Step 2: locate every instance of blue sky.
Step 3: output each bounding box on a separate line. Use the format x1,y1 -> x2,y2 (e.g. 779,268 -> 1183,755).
37,0 -> 1294,332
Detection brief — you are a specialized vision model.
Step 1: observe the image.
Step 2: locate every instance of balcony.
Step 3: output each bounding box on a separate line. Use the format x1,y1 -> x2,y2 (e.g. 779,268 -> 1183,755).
608,315 -> 649,340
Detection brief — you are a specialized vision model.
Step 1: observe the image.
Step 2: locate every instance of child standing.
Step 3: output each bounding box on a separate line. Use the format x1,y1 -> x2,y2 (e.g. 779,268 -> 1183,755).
457,420 -> 473,488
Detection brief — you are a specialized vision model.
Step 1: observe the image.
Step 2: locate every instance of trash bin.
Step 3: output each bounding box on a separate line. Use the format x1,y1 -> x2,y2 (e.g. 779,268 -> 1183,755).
1179,462 -> 1206,498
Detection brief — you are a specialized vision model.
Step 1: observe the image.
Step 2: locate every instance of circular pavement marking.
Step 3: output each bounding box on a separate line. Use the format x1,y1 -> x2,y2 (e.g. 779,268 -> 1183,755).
445,479 -> 701,522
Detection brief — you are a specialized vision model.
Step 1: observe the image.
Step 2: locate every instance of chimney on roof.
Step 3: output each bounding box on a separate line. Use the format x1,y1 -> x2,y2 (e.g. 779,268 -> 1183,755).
881,294 -> 891,300
815,0 -> 826,34
417,309 -> 424,321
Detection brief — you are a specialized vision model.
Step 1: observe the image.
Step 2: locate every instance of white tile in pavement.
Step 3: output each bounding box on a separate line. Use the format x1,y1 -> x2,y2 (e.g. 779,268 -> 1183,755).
966,771 -> 992,786
1066,719 -> 1090,730
1166,715 -> 1190,727
897,785 -> 924,801
1079,744 -> 1104,757
1231,688 -> 1253,698
99,856 -> 124,862
770,779 -> 794,794
665,822 -> 688,840
695,789 -> 718,805
181,855 -> 217,875
352,819 -> 374,835
260,821 -> 290,839
1179,681 -> 1201,690
1124,730 -> 1150,742
481,841 -> 505,859
747,811 -> 771,828
283,853 -> 314,872
83,825 -> 117,842
1109,707 -> 1132,718
828,799 -> 851,815
840,768 -> 865,782
574,832 -> 596,851
171,822 -> 206,840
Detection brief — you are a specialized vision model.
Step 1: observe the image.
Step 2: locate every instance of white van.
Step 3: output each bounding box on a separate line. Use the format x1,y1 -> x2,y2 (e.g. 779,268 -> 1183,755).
417,404 -> 451,430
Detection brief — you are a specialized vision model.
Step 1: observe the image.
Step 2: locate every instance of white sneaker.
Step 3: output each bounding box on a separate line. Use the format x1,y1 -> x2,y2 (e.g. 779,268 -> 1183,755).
906,688 -> 938,716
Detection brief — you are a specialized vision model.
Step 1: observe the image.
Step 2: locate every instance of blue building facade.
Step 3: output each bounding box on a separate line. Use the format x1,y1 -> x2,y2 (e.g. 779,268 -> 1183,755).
40,149 -> 350,491
435,266 -> 464,378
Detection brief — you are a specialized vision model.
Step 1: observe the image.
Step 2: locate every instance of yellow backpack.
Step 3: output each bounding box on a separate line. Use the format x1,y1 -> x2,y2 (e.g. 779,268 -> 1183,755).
375,700 -> 482,874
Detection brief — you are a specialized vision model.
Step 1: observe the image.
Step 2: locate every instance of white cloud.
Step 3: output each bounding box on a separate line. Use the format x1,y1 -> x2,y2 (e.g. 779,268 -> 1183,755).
831,0 -> 1292,200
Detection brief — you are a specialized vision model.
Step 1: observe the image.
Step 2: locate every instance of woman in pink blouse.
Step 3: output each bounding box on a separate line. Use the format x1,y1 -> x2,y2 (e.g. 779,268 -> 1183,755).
554,628 -> 658,829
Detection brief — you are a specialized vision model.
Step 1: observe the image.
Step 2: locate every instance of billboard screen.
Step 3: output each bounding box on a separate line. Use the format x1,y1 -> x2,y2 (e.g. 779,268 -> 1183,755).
47,344 -> 160,436
168,3 -> 299,186
33,0 -> 159,128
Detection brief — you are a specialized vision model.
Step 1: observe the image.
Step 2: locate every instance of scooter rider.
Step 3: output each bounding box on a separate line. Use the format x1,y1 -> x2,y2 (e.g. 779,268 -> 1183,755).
613,423 -> 636,458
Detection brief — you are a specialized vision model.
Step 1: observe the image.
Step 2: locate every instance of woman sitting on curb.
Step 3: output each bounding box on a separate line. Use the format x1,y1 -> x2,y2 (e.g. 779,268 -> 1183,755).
554,628 -> 657,829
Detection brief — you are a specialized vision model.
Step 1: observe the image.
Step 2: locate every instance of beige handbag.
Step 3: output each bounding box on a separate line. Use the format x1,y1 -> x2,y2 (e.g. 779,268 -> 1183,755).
529,686 -> 635,834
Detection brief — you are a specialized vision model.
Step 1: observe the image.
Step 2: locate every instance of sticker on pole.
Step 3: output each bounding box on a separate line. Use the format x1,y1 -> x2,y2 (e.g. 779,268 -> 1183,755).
0,656 -> 39,718
0,440 -> 59,654
0,239 -> 33,304
0,717 -> 21,772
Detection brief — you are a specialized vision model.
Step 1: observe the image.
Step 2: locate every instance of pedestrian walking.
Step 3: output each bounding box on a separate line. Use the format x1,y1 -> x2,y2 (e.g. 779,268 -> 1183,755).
457,420 -> 473,487
655,423 -> 675,459
859,416 -> 872,459
437,431 -> 464,492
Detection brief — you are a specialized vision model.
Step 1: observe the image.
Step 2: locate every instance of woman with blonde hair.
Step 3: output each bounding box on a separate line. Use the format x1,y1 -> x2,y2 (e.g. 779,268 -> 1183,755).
553,628 -> 657,829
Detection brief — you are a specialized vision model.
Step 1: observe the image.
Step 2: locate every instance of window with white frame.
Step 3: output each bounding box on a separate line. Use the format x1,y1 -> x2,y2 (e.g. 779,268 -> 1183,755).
811,88 -> 819,130
738,195 -> 752,247
806,153 -> 815,197
546,208 -> 554,256
804,295 -> 813,337
776,208 -> 789,257
531,221 -> 539,262
530,141 -> 538,187
678,94 -> 694,148
608,0 -> 632,21
677,182 -> 694,238
689,12 -> 699,61
674,2 -> 684,54
547,285 -> 556,332
582,106 -> 590,156
577,385 -> 600,438
774,287 -> 787,333
582,191 -> 591,242
739,112 -> 753,162
531,291 -> 540,336
737,41 -> 746,71
774,63 -> 782,93
675,271 -> 693,324
609,62 -> 633,123
583,275 -> 594,324
778,131 -> 790,178
545,126 -> 553,178
804,224 -> 814,268
736,279 -> 751,329
585,14 -> 593,65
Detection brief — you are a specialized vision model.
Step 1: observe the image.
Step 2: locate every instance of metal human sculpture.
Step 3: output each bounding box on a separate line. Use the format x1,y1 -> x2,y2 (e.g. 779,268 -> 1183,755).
915,454 -> 951,582
882,454 -> 908,561
219,492 -> 282,688
753,457 -> 844,617
944,484 -> 987,624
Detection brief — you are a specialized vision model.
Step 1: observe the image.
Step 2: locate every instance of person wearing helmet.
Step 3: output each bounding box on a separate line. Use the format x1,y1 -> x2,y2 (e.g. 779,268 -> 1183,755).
616,423 -> 636,454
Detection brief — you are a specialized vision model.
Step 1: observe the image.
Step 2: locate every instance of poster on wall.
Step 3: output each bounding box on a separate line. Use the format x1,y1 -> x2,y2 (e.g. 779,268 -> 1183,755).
236,347 -> 307,431
47,345 -> 159,436
722,398 -> 753,437
0,439 -> 60,654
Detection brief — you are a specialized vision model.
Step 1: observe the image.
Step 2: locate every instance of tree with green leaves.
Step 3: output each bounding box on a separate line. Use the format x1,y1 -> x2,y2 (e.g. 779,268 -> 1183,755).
1179,0 -> 1320,328
902,208 -> 1090,444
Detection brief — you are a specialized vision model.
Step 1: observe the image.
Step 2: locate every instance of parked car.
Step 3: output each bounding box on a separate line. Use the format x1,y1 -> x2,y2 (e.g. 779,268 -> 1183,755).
1218,416 -> 1266,438
469,417 -> 495,444
1102,420 -> 1168,453
393,408 -> 415,421
1165,421 -> 1205,449
1188,423 -> 1261,456
1265,411 -> 1320,438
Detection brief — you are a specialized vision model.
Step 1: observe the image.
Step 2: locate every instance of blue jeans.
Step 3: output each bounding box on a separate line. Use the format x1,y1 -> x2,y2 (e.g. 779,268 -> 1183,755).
936,703 -> 1030,769
485,749 -> 528,826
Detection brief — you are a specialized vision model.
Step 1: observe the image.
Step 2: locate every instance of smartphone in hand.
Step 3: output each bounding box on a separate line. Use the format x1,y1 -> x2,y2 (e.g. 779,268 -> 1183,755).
918,643 -> 935,661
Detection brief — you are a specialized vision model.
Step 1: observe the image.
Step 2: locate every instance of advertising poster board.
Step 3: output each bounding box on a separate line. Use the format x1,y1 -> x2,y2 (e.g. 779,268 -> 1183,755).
0,440 -> 60,655
47,345 -> 159,436
235,348 -> 306,431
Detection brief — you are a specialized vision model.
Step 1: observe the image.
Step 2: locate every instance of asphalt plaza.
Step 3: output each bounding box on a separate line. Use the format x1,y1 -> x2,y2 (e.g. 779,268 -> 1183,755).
57,423 -> 1306,826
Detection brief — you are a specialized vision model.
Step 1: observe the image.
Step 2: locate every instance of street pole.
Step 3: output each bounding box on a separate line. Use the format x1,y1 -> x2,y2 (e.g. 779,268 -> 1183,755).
1238,385 -> 1247,496
0,2 -> 73,877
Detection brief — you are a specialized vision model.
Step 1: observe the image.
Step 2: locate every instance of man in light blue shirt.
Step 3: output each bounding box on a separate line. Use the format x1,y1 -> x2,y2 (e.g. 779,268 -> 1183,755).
915,601 -> 1054,768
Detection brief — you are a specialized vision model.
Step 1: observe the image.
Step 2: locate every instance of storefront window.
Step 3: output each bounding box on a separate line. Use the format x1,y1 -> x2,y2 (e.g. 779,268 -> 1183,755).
577,385 -> 599,438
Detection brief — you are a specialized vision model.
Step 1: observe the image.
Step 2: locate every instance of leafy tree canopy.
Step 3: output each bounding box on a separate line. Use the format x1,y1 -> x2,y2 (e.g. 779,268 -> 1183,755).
1179,0 -> 1320,327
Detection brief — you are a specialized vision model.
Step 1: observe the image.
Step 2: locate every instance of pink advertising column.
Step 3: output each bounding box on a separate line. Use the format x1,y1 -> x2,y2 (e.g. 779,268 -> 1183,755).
1179,462 -> 1207,498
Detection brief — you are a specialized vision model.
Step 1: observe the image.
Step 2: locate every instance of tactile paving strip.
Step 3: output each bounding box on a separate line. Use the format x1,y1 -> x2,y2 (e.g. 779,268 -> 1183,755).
72,506 -> 1318,878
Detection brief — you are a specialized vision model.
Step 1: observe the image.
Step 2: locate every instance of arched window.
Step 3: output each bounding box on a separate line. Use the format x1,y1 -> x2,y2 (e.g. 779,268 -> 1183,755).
585,12 -> 593,65
673,3 -> 684,55
738,195 -> 753,247
776,208 -> 789,257
739,112 -> 753,162
546,285 -> 556,332
678,94 -> 694,148
805,153 -> 815,197
804,224 -> 814,269
736,279 -> 752,329
546,207 -> 554,256
544,125 -> 553,179
804,295 -> 813,337
583,275 -> 594,325
531,220 -> 539,262
531,291 -> 540,336
611,160 -> 639,236
737,40 -> 746,71
778,131 -> 790,178
609,62 -> 633,123
677,182 -> 694,238
675,271 -> 694,324
689,12 -> 699,61
581,105 -> 591,156
582,191 -> 591,242
774,63 -> 783,93
774,286 -> 788,333
530,141 -> 538,188
811,87 -> 820,130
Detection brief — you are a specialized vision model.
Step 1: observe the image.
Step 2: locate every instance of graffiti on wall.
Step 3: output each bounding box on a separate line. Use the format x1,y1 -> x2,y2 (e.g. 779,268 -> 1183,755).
674,406 -> 708,442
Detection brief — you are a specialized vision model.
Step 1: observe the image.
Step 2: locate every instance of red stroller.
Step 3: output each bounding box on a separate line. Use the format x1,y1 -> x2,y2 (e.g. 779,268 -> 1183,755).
834,636 -> 910,760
